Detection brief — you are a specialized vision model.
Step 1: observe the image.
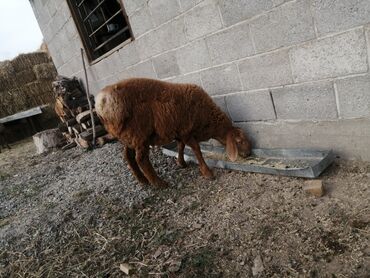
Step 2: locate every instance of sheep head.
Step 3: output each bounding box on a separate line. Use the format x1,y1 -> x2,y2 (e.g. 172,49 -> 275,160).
225,127 -> 252,161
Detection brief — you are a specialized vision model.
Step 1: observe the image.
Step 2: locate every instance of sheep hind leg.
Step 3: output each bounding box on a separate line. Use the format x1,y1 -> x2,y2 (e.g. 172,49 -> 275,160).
135,146 -> 168,188
124,146 -> 149,184
186,138 -> 214,179
176,141 -> 187,168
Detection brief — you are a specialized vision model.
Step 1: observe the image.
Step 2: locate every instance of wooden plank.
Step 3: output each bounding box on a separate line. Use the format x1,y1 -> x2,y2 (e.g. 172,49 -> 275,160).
81,122 -> 90,130
66,118 -> 77,127
62,141 -> 77,150
75,137 -> 91,149
72,125 -> 82,135
76,110 -> 92,123
80,125 -> 106,141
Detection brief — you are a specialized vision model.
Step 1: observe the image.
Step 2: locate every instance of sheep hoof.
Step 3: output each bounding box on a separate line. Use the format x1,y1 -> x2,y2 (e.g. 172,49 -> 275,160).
176,159 -> 188,168
201,169 -> 214,179
136,176 -> 149,184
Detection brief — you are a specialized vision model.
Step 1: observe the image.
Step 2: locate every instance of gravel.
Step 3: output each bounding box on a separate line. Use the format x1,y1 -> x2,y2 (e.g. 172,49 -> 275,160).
0,139 -> 369,277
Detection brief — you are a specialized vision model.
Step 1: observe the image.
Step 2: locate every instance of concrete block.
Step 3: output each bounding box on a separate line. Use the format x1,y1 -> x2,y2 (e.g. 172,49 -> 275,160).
60,38 -> 80,65
47,39 -> 64,68
94,55 -> 119,81
200,64 -> 242,96
120,60 -> 157,79
148,0 -> 181,26
104,52 -> 123,76
167,72 -> 202,86
250,0 -> 315,53
218,0 -> 274,26
238,50 -> 292,90
156,17 -> 188,53
51,51 -> 64,70
225,90 -> 276,121
129,7 -> 155,37
335,75 -> 370,119
176,39 -> 211,74
367,27 -> 370,69
42,23 -> 54,43
236,118 -> 370,161
272,81 -> 338,120
124,0 -> 146,15
45,0 -> 57,17
58,0 -> 72,21
118,42 -> 140,69
57,62 -> 74,78
290,29 -> 368,82
29,0 -> 48,26
206,22 -> 255,65
179,0 -> 203,11
312,0 -> 370,35
136,31 -> 161,60
272,0 -> 288,6
211,96 -> 229,115
99,75 -> 120,89
153,51 -> 180,78
65,18 -> 78,40
136,17 -> 187,60
53,8 -> 68,33
184,0 -> 223,41
68,54 -> 83,75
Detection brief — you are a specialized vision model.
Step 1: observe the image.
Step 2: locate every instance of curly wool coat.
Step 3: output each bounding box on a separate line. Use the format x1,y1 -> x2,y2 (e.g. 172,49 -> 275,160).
96,78 -> 251,187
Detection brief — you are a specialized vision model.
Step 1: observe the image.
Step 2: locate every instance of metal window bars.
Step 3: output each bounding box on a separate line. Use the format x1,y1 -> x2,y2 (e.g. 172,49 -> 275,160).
69,0 -> 132,61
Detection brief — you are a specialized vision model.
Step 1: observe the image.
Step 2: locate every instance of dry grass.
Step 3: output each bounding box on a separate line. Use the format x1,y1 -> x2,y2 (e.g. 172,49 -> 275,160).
0,141 -> 369,277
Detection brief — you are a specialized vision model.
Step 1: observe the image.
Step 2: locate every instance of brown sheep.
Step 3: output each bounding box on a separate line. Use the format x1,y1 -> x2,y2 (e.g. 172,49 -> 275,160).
96,78 -> 251,187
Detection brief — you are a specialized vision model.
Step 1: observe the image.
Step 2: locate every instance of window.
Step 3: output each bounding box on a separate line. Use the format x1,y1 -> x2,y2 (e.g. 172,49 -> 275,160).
67,0 -> 132,62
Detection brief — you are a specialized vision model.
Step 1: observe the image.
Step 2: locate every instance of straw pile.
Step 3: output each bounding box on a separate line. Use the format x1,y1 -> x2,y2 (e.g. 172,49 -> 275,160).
0,52 -> 57,118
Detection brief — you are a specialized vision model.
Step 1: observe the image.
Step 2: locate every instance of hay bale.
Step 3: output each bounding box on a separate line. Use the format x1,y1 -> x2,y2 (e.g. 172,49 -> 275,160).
0,51 -> 57,118
33,63 -> 57,80
0,81 -> 55,118
15,69 -> 37,86
25,81 -> 55,107
0,61 -> 16,91
25,80 -> 53,94
0,90 -> 29,118
11,52 -> 50,72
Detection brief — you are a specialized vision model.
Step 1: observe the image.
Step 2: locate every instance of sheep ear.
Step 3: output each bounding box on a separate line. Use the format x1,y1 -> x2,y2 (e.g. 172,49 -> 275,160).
226,131 -> 238,162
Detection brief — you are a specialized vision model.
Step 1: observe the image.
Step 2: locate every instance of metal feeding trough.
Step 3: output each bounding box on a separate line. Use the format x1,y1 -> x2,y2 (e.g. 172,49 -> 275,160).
162,142 -> 335,178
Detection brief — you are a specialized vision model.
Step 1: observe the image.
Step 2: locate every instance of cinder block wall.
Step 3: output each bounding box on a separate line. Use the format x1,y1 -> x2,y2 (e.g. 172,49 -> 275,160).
30,0 -> 370,160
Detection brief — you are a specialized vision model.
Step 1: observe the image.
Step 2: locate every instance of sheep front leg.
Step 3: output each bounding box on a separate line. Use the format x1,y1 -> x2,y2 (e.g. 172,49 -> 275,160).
124,146 -> 149,184
186,138 -> 214,179
176,141 -> 187,168
135,146 -> 168,188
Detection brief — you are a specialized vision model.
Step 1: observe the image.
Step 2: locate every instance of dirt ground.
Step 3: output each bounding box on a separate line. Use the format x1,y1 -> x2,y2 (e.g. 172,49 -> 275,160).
0,139 -> 369,277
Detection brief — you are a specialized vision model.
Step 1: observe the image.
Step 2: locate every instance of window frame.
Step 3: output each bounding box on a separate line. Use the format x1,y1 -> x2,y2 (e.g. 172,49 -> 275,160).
66,0 -> 134,64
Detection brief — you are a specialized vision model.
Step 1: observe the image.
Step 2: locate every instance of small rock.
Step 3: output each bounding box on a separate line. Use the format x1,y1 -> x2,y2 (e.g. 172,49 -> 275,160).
119,263 -> 132,275
193,223 -> 202,229
303,180 -> 324,197
252,255 -> 264,276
